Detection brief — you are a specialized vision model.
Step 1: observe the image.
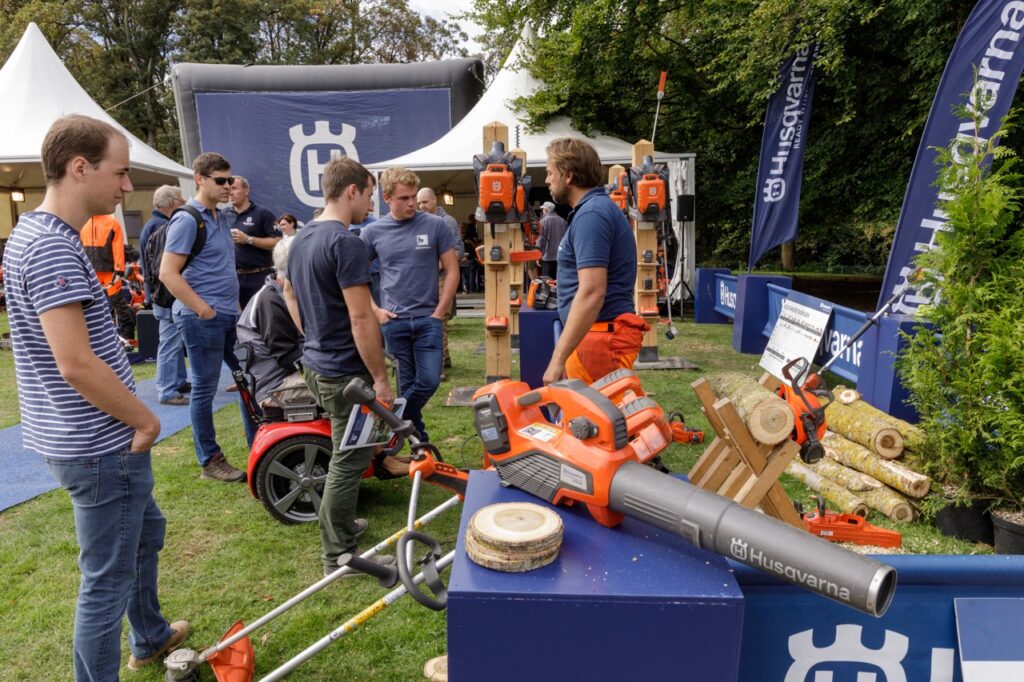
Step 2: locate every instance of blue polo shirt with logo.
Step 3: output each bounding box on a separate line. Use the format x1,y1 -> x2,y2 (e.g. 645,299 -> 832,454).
360,211 -> 458,317
164,198 -> 240,316
556,187 -> 637,325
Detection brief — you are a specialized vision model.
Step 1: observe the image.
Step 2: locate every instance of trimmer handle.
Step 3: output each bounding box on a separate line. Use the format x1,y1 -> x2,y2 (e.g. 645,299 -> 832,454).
343,378 -> 418,439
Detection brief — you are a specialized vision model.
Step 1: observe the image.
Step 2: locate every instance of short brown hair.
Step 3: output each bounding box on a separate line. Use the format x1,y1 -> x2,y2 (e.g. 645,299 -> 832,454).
192,152 -> 230,177
379,166 -> 419,196
41,115 -> 125,185
546,137 -> 604,189
322,157 -> 374,202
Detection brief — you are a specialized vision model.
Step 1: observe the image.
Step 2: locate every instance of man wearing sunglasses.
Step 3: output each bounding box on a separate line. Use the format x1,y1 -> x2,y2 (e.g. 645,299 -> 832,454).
159,153 -> 247,483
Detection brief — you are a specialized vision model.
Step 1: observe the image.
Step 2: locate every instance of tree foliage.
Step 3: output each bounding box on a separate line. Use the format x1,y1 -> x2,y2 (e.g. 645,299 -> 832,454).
897,91 -> 1024,511
0,0 -> 471,162
465,0 -> 987,269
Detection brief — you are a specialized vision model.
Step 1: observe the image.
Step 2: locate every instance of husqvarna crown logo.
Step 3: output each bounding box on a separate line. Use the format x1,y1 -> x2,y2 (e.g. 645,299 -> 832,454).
289,121 -> 361,207
763,177 -> 786,202
730,537 -> 748,561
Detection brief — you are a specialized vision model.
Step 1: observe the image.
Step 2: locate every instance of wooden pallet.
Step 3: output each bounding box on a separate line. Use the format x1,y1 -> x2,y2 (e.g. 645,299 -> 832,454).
688,374 -> 803,528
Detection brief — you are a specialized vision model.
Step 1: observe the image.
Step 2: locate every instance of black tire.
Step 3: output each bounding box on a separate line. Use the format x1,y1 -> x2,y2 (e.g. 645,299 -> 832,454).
254,435 -> 332,524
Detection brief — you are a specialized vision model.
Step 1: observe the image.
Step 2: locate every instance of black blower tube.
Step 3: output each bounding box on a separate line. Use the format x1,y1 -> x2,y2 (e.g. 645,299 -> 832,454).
609,461 -> 896,616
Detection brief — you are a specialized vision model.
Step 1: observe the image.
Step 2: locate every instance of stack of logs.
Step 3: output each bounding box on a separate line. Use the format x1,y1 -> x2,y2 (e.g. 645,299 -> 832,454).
706,373 -> 930,523
786,385 -> 930,523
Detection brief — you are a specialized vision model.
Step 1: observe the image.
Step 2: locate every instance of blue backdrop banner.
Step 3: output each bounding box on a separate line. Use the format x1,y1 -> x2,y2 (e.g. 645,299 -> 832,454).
878,0 -> 1024,313
195,88 -> 451,221
749,45 -> 818,271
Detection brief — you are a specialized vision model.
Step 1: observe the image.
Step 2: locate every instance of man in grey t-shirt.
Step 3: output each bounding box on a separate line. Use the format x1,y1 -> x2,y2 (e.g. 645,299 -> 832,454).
538,200 -> 568,280
417,187 -> 464,372
362,168 -> 460,442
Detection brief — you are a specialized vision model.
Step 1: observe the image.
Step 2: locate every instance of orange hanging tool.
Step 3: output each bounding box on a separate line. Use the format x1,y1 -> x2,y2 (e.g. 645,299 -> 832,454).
802,497 -> 902,548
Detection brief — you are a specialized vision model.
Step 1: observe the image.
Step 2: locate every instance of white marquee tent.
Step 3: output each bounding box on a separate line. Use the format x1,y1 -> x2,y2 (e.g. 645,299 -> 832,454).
369,25 -> 696,300
0,23 -> 193,234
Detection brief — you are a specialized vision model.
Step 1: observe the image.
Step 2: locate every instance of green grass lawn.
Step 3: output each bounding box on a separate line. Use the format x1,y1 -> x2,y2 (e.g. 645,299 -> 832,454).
0,314 -> 990,681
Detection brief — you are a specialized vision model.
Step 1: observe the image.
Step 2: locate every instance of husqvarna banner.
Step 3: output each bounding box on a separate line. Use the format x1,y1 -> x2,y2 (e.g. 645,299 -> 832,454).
748,45 -> 819,271
879,0 -> 1024,314
194,89 -> 451,221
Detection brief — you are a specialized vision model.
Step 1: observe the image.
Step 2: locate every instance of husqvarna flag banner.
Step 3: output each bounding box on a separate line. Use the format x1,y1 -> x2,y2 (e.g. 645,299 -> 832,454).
194,89 -> 451,221
748,45 -> 819,271
879,0 -> 1024,314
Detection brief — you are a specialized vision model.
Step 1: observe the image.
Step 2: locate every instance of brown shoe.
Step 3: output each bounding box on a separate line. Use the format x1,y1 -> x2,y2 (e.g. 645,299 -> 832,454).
200,452 -> 246,483
127,620 -> 190,670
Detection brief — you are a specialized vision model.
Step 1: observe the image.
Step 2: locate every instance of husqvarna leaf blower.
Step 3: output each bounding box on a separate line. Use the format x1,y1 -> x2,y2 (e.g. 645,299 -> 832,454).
343,370 -> 896,617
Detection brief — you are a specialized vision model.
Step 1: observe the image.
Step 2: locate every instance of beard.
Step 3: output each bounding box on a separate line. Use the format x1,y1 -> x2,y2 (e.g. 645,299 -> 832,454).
549,185 -> 568,205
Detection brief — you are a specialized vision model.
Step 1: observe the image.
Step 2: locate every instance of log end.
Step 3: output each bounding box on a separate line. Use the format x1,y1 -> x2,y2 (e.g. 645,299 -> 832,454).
748,403 -> 796,445
874,429 -> 905,459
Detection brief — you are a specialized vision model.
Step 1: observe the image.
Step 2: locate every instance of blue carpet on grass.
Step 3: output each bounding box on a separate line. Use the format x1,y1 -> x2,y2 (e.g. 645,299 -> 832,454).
0,366 -> 239,512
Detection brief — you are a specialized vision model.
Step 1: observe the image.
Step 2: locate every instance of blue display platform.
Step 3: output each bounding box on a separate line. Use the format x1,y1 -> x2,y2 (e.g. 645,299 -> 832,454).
447,470 -> 745,682
734,555 -> 1024,681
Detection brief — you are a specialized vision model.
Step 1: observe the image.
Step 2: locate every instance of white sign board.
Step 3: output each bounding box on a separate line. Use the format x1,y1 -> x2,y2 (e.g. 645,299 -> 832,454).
340,398 -> 406,451
760,293 -> 833,385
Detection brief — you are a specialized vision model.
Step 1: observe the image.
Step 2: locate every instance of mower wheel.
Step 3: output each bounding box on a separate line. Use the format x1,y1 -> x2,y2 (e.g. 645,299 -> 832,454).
254,435 -> 332,524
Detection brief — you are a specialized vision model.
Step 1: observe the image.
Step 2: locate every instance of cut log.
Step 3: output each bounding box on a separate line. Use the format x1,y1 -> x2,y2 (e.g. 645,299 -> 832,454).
824,400 -> 904,459
786,460 -> 869,517
808,457 -> 884,492
844,399 -> 925,451
424,656 -> 448,682
822,431 -> 931,498
859,486 -> 915,523
833,385 -> 862,405
707,372 -> 795,445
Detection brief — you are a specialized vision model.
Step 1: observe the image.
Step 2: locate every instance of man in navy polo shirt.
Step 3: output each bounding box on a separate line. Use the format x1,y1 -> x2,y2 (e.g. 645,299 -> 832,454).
226,175 -> 281,308
541,137 -> 649,385
4,114 -> 189,678
361,167 -> 460,442
159,152 -> 249,482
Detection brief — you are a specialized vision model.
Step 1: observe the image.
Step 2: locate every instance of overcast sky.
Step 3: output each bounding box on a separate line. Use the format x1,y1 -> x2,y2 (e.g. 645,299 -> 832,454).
408,0 -> 485,51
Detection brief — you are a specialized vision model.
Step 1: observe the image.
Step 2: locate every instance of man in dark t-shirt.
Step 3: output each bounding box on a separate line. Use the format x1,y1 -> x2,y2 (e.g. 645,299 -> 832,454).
285,157 -> 396,577
542,138 -> 648,385
226,176 -> 281,308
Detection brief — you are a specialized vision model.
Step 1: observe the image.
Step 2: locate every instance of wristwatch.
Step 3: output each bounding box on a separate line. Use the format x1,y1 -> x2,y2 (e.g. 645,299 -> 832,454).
246,236 -> 254,246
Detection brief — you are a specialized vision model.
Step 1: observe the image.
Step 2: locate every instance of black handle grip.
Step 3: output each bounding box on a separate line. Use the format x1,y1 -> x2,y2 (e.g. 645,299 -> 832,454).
343,378 -> 413,435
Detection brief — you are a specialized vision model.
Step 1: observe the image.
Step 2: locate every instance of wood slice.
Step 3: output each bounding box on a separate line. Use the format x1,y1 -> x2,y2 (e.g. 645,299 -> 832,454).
465,528 -> 561,572
424,655 -> 448,682
468,502 -> 563,551
707,372 -> 794,445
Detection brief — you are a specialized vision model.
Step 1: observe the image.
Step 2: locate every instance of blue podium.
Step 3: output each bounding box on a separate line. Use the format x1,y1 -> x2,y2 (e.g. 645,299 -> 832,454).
447,471 -> 745,681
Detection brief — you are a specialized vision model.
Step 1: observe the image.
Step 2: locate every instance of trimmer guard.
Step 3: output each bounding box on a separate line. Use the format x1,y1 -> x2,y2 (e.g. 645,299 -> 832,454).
208,620 -> 255,682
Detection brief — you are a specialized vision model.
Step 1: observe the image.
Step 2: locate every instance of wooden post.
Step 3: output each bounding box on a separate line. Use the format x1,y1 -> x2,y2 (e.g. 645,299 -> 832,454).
631,140 -> 660,362
509,147 -> 527,347
608,164 -> 625,185
482,121 -> 513,382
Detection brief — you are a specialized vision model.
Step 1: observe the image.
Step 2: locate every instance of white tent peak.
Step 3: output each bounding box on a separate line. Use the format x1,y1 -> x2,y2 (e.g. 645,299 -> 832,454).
0,22 -> 192,187
368,23 -> 636,171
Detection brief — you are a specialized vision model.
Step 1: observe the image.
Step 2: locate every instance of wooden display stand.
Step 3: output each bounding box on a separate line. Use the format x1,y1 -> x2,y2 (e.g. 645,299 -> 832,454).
687,373 -> 803,528
482,121 -> 515,382
631,140 -> 661,362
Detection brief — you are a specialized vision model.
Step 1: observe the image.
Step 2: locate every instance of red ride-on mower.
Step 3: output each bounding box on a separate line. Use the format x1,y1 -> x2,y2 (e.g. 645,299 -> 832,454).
233,346 -> 407,524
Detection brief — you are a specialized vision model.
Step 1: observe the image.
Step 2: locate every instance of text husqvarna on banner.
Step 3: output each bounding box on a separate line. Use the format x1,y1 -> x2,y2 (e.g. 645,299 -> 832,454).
879,0 -> 1024,314
748,45 -> 819,271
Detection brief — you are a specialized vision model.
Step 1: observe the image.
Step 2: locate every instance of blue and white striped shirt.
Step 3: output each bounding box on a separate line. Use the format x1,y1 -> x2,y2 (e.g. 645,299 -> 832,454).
3,211 -> 135,458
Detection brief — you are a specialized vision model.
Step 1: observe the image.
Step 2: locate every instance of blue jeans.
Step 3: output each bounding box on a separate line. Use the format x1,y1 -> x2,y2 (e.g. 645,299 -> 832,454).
45,450 -> 173,681
381,316 -> 443,440
175,310 -> 242,466
153,304 -> 188,401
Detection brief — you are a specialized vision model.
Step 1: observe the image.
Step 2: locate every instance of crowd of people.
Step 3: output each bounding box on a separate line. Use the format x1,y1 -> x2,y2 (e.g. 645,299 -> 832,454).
3,113 -> 648,680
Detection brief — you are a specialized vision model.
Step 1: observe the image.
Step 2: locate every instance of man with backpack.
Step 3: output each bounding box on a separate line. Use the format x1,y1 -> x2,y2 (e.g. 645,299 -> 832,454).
158,152 -> 248,483
139,185 -> 189,405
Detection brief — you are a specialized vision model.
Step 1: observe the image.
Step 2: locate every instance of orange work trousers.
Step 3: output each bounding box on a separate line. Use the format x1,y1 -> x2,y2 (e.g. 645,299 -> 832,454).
565,313 -> 650,384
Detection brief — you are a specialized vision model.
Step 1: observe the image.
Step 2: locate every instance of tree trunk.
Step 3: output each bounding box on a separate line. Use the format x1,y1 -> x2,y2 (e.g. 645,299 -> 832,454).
807,457 -> 884,491
781,241 -> 796,271
823,431 -> 931,498
708,372 -> 795,445
859,486 -> 915,523
787,461 -> 868,516
825,400 -> 904,458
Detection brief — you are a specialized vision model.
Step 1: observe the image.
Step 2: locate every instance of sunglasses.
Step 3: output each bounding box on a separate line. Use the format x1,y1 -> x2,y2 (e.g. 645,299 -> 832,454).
204,175 -> 235,186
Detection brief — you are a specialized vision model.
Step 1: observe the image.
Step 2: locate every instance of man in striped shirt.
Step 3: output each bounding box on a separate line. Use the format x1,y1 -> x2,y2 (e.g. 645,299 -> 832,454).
3,115 -> 189,679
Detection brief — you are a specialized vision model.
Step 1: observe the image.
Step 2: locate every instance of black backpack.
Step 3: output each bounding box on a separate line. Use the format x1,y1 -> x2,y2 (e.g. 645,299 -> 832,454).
143,205 -> 207,308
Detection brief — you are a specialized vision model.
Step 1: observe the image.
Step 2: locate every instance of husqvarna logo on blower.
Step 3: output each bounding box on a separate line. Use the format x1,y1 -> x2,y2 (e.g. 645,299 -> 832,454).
289,121 -> 361,207
729,535 -> 851,602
